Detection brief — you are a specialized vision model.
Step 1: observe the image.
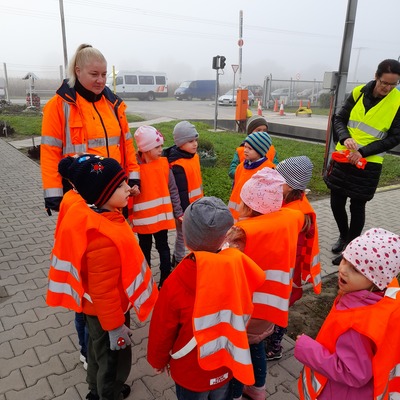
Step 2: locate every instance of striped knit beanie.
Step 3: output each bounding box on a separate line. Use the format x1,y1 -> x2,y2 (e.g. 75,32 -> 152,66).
58,154 -> 126,207
276,156 -> 313,191
244,131 -> 272,157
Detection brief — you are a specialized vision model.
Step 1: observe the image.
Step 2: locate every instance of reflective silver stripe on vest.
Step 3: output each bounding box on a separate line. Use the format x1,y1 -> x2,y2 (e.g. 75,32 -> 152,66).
41,135 -> 63,148
300,368 -> 312,400
265,270 -> 291,285
132,212 -> 174,226
348,120 -> 388,140
133,277 -> 155,314
88,135 -> 121,148
51,255 -> 80,281
252,292 -> 289,311
385,287 -> 400,300
47,280 -> 81,307
126,259 -> 148,299
311,253 -> 320,268
133,196 -> 171,212
44,188 -> 64,197
128,171 -> 140,180
125,131 -> 132,140
310,370 -> 322,394
228,200 -> 240,211
313,273 -> 322,286
389,363 -> 400,380
194,310 -> 250,332
199,336 -> 252,366
189,187 -> 202,200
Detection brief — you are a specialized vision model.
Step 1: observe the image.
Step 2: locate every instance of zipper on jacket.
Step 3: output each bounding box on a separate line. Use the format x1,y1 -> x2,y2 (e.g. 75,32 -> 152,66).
92,102 -> 110,157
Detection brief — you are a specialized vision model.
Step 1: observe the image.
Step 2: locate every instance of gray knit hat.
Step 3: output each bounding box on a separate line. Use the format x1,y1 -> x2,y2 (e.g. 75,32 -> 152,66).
244,131 -> 272,157
173,121 -> 199,147
246,115 -> 269,134
276,156 -> 313,191
182,197 -> 233,253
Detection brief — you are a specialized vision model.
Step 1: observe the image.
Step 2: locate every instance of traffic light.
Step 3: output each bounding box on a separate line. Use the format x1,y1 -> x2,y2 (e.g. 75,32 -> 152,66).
212,56 -> 219,70
220,56 -> 226,70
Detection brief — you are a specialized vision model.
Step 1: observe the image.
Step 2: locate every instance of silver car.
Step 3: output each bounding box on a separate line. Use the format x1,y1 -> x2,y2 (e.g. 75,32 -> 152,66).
218,88 -> 255,106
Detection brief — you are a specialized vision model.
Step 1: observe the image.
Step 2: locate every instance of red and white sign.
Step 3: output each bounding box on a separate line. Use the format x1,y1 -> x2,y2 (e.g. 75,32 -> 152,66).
238,39 -> 244,47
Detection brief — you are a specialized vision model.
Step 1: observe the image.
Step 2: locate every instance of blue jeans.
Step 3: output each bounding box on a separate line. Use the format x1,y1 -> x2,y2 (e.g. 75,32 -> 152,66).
232,341 -> 267,398
75,312 -> 89,358
175,381 -> 232,400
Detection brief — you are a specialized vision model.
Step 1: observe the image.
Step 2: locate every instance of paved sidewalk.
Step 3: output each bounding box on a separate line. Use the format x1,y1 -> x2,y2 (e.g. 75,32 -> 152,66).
1,136 -> 400,399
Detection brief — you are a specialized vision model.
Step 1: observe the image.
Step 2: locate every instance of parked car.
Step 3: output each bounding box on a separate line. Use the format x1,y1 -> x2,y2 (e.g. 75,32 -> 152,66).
308,89 -> 331,103
270,88 -> 291,101
296,88 -> 313,99
245,85 -> 263,97
218,88 -> 255,106
174,80 -> 216,100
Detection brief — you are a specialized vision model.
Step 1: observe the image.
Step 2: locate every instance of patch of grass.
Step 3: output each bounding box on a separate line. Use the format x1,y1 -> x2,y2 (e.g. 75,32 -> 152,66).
0,114 -> 42,136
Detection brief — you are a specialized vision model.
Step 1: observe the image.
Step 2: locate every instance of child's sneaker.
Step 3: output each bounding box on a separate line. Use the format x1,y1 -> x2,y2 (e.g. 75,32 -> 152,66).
266,347 -> 282,361
242,384 -> 266,400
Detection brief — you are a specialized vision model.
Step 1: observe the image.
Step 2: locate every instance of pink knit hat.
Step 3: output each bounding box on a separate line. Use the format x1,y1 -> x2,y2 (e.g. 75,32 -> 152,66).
134,125 -> 164,152
240,167 -> 284,214
343,228 -> 400,290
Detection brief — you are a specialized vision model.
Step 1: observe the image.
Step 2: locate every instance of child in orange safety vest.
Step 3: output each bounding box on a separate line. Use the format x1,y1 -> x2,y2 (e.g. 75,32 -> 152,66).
147,197 -> 266,400
162,121 -> 204,266
131,126 -> 184,289
265,156 -> 322,362
295,228 -> 400,400
47,154 -> 157,400
228,131 -> 276,222
224,167 -> 304,400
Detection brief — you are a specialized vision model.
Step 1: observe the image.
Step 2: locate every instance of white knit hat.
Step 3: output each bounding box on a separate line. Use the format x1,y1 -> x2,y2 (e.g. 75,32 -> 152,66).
343,228 -> 400,290
240,167 -> 284,215
134,125 -> 164,152
276,156 -> 313,191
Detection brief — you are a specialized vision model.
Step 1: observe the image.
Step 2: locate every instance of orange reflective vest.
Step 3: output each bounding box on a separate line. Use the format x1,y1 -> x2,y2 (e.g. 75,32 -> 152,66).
298,283 -> 400,400
41,82 -> 140,199
283,196 -> 321,295
129,157 -> 175,234
191,248 -> 265,386
170,154 -> 203,203
46,201 -> 157,322
228,161 -> 275,221
236,208 -> 304,327
236,145 -> 277,166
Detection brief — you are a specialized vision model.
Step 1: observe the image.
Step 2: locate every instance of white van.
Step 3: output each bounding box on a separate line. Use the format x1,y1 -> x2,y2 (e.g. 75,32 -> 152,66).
106,70 -> 168,101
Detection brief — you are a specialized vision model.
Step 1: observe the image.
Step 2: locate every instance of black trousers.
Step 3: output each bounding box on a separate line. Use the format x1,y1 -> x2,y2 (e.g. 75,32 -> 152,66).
85,312 -> 132,400
137,229 -> 171,275
330,189 -> 367,243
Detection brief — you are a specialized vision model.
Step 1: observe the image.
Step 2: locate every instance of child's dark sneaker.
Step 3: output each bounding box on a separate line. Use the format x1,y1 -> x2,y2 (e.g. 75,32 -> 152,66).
121,384 -> 131,399
266,348 -> 282,361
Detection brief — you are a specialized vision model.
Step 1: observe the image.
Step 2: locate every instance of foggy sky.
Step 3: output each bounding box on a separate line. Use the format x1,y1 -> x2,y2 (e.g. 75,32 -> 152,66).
1,0 -> 399,86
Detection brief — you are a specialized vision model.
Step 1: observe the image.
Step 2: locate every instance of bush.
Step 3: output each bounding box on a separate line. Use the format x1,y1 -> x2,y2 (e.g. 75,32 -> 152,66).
318,93 -> 331,108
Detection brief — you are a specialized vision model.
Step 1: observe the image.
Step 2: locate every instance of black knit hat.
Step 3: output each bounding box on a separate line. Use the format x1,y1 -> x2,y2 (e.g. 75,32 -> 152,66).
58,154 -> 127,207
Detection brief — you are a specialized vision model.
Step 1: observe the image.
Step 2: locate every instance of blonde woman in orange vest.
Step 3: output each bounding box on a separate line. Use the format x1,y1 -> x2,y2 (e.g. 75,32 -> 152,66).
162,121 -> 203,266
228,131 -> 275,221
47,155 -> 157,400
228,116 -> 278,180
225,168 -> 304,400
265,156 -> 322,361
132,126 -> 183,289
295,228 -> 400,400
147,197 -> 265,400
41,44 -> 140,216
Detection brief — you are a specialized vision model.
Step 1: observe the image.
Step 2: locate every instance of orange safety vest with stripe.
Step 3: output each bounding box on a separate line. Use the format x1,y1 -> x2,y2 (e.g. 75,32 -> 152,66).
129,157 -> 175,234
236,145 -> 277,166
46,200 -> 157,322
41,82 -> 140,199
236,208 -> 304,327
170,154 -> 203,203
228,161 -> 275,221
298,283 -> 400,400
283,196 -> 322,295
191,248 -> 266,386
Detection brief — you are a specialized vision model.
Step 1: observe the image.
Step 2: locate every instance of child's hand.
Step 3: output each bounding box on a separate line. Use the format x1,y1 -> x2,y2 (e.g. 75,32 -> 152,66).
155,365 -> 170,376
129,185 -> 140,197
296,334 -> 305,341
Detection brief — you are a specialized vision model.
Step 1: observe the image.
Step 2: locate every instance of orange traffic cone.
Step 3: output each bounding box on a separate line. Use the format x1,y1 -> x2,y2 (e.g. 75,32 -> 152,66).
257,100 -> 262,116
299,100 -> 303,108
307,100 -> 311,109
279,102 -> 285,116
273,99 -> 279,112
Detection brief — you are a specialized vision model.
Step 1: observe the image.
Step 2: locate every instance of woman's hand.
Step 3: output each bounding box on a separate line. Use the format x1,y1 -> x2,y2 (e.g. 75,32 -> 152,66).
344,138 -> 358,151
347,150 -> 362,165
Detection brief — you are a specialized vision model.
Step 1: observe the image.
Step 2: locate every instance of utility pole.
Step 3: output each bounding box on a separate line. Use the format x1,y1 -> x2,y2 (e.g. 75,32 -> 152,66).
238,10 -> 243,88
59,0 -> 68,77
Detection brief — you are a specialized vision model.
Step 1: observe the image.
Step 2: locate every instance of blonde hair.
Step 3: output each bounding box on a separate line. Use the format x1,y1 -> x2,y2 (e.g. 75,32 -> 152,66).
67,44 -> 107,88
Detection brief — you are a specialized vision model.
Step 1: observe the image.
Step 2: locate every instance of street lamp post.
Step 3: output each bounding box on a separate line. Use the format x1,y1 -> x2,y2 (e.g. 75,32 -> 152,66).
231,64 -> 239,107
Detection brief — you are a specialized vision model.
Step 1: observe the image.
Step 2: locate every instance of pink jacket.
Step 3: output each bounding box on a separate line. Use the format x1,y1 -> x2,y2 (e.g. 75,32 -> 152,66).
294,289 -> 384,400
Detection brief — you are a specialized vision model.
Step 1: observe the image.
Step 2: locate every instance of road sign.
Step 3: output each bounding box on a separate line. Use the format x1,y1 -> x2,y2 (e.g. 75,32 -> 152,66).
238,39 -> 244,47
231,64 -> 239,73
